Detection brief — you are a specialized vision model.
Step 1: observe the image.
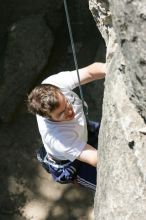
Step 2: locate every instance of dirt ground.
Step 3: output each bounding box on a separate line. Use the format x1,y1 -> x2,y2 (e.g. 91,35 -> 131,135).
0,102 -> 95,220
0,20 -> 105,220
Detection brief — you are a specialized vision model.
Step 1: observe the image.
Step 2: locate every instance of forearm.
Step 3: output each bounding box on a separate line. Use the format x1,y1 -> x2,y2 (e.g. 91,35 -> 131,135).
86,62 -> 106,80
79,62 -> 106,85
77,144 -> 99,168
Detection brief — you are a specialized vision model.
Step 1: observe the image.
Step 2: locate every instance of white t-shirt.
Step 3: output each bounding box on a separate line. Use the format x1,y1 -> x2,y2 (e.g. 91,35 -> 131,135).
36,70 -> 87,162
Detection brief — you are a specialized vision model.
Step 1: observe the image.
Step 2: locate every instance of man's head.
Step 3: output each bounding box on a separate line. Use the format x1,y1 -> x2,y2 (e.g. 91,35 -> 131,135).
27,84 -> 75,122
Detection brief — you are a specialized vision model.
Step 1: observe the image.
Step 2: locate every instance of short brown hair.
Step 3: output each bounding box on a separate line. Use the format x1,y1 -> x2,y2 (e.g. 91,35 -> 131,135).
27,84 -> 61,118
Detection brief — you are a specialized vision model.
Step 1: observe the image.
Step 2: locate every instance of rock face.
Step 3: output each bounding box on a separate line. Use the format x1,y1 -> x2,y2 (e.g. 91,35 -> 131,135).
0,0 -> 64,122
0,15 -> 54,122
89,0 -> 146,219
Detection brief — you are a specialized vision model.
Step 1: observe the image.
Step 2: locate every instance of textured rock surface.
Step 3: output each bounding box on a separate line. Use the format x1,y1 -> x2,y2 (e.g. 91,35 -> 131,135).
109,0 -> 146,120
89,0 -> 146,219
0,15 -> 54,122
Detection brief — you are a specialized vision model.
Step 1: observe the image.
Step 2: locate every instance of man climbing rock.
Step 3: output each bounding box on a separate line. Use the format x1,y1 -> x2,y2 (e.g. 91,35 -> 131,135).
27,62 -> 106,190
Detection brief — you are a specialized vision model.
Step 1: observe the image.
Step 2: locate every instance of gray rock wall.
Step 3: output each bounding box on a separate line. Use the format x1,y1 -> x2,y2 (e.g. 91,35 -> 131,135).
89,0 -> 146,219
109,0 -> 146,120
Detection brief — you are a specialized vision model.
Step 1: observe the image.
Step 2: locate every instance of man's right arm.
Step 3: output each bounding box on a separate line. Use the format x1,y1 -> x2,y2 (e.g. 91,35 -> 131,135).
78,62 -> 106,85
77,144 -> 98,168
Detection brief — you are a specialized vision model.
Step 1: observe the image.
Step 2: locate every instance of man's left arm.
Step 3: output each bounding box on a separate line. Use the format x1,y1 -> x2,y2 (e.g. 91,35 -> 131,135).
79,62 -> 106,85
77,143 -> 99,168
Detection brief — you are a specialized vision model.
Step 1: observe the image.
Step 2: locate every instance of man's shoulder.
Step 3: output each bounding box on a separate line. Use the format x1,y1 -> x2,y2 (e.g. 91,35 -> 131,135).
41,70 -> 78,91
42,71 -> 69,84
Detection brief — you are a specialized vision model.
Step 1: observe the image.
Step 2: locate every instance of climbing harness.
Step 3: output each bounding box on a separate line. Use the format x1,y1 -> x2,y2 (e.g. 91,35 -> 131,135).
63,0 -> 88,120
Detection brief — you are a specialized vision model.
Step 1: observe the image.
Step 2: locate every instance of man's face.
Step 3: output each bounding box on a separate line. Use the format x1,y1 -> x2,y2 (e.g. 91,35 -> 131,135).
50,93 -> 75,122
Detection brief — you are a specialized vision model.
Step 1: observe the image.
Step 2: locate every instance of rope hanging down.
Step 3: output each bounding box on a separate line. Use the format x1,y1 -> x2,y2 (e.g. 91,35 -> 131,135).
63,0 -> 88,120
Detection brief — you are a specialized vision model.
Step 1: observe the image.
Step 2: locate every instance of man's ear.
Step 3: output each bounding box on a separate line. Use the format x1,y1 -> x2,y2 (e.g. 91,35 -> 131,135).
47,116 -> 52,120
46,115 -> 56,122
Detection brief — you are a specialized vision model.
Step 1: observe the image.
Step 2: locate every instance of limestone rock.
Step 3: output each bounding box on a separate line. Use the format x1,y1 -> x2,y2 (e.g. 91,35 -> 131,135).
89,0 -> 146,219
89,0 -> 112,46
109,0 -> 146,121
